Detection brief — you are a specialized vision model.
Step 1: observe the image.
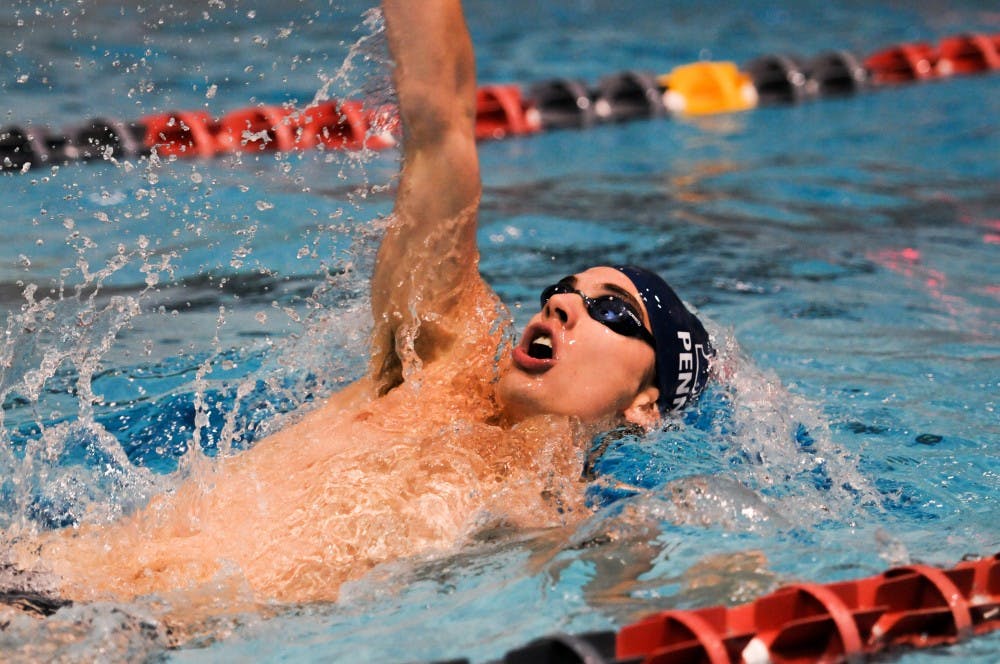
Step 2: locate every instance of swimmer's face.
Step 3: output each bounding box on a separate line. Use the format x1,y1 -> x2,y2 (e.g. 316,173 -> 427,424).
497,266 -> 660,427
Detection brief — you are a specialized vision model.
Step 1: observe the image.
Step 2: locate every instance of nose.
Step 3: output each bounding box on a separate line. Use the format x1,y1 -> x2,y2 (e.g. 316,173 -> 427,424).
543,291 -> 583,328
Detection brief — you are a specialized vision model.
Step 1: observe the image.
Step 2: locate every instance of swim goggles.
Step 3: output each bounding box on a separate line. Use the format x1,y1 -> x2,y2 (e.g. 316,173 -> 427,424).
540,282 -> 657,349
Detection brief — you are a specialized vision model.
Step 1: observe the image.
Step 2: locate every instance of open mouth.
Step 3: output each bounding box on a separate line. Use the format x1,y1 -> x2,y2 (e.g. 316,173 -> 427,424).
527,333 -> 553,360
512,325 -> 557,373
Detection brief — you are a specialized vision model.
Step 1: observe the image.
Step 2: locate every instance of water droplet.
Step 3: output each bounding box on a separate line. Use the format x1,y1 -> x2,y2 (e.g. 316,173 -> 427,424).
255,200 -> 274,211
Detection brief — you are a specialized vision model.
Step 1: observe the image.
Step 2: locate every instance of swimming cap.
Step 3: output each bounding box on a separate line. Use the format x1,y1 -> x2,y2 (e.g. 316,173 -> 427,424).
615,265 -> 713,415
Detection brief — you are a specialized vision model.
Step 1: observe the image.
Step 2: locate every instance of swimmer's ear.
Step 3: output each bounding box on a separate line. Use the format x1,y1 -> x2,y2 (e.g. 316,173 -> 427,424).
623,386 -> 660,429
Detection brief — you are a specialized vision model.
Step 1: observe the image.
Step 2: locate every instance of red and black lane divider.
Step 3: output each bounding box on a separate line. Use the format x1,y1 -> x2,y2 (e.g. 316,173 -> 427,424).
1,32 -> 997,172
431,552 -> 1000,664
0,101 -> 400,172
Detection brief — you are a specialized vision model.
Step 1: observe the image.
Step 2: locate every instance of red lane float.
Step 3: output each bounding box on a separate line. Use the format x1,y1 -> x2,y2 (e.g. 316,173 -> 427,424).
616,553 -> 1000,664
292,101 -> 354,150
448,553 -> 1000,663
937,33 -> 1000,75
861,33 -> 1000,83
215,105 -> 297,152
141,110 -> 219,158
864,41 -> 939,83
136,100 -> 401,159
475,84 -> 540,140
318,100 -> 399,151
296,100 -> 385,151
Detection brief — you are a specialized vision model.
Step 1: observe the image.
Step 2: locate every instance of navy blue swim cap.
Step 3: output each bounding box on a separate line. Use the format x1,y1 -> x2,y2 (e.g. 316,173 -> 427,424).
615,265 -> 713,415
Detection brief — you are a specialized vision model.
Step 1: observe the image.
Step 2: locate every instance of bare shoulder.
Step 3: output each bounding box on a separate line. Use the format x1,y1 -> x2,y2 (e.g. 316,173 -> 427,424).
256,376 -> 375,451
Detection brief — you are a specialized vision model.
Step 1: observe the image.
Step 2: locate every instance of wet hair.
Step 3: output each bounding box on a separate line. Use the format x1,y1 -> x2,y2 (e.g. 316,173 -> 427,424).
615,265 -> 713,415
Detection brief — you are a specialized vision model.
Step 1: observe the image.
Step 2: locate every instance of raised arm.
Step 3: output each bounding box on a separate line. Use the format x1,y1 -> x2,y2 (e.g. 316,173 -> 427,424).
371,0 -> 485,391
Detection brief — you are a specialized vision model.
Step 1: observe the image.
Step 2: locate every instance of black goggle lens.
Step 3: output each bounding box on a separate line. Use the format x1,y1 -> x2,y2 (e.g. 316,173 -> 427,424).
539,283 -> 655,348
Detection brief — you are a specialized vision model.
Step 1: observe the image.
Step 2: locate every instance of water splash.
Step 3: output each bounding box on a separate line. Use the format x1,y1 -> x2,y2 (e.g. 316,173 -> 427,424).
585,318 -> 879,536
1,264 -> 162,534
708,322 -> 880,521
0,4 -> 391,541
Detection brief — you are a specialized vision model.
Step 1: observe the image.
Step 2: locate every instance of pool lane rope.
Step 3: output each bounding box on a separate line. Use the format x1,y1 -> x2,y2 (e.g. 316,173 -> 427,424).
452,552 -> 1000,664
1,32 -> 997,172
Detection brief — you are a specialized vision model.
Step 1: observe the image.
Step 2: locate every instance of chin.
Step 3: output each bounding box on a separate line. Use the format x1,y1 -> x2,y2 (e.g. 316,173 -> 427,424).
496,367 -> 635,427
495,374 -> 541,423
497,384 -> 615,430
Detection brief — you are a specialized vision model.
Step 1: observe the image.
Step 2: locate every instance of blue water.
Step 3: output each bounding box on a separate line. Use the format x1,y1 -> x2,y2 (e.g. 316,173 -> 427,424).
1,0 -> 998,661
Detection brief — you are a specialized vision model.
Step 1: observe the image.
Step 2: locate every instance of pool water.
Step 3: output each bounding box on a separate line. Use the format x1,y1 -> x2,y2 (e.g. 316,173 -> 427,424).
1,0 -> 998,661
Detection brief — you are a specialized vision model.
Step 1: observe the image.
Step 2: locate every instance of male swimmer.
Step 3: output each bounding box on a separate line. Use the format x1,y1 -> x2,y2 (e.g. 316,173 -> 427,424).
10,0 -> 711,609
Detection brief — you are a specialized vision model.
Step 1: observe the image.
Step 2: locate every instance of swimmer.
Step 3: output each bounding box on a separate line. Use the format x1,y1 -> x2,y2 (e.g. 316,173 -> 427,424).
9,0 -> 711,610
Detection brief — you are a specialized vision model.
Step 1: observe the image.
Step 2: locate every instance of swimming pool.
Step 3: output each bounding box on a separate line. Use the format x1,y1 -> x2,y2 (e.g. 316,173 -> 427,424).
1,0 -> 997,661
